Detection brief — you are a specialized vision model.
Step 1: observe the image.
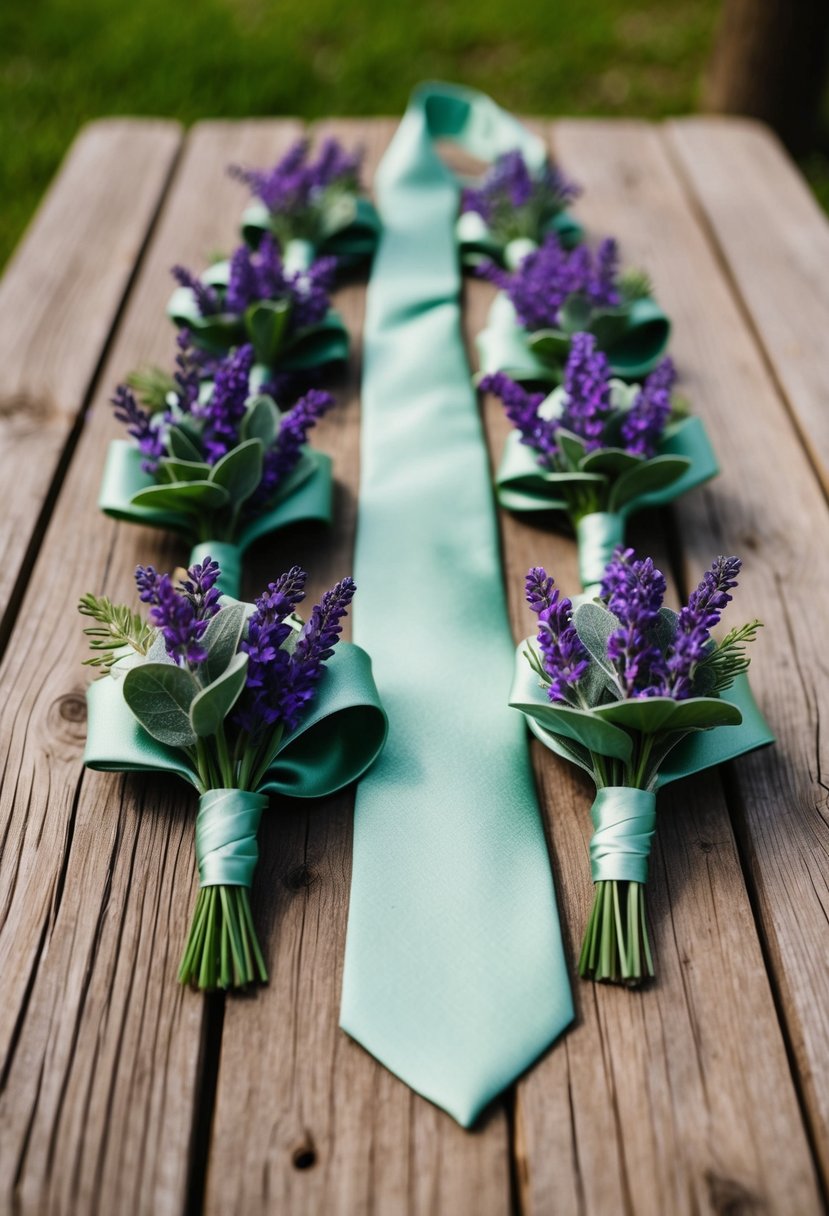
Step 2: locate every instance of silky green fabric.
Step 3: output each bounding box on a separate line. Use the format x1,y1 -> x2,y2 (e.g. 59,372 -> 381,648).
84,640 -> 388,799
340,82 -> 573,1130
99,440 -> 333,600
196,789 -> 268,887
589,788 -> 657,883
456,209 -> 584,269
240,198 -> 382,272
576,513 -> 627,594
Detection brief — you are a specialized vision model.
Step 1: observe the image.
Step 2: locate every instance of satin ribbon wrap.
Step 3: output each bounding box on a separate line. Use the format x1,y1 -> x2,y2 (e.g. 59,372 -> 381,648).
456,209 -> 584,269
589,788 -> 657,884
240,197 -> 382,273
576,514 -> 626,595
83,640 -> 388,800
98,440 -> 333,600
196,789 -> 268,887
477,292 -> 671,384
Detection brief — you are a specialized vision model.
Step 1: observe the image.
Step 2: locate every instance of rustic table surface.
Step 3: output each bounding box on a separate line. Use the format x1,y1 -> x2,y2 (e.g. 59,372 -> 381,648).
0,114 -> 827,1216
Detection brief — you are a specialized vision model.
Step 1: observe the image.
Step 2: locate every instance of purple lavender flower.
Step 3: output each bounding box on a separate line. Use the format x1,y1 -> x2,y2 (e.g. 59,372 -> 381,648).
478,372 -> 558,465
601,549 -> 668,698
253,388 -> 334,506
171,265 -> 220,317
559,333 -> 613,450
461,150 -> 580,229
525,567 -> 590,704
620,358 -> 676,458
229,138 -> 362,218
223,237 -> 335,333
289,256 -> 337,330
135,559 -> 221,666
480,233 -> 621,331
661,556 -> 741,698
171,330 -> 202,415
199,344 -> 255,464
112,385 -> 166,473
237,569 -> 354,735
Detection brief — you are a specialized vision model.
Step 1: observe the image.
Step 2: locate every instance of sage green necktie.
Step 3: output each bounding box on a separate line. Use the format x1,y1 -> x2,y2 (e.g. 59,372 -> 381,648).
341,83 -> 573,1127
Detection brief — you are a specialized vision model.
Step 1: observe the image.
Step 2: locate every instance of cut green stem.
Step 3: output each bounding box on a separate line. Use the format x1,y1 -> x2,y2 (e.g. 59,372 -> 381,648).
178,884 -> 269,990
578,880 -> 654,986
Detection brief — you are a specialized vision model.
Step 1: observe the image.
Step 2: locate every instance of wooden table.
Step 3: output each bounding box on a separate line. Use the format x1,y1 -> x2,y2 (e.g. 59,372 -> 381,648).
0,114 -> 827,1216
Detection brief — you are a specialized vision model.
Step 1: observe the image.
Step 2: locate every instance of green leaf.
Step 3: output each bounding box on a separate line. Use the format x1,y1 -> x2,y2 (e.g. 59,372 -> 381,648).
653,606 -> 679,653
594,697 -> 680,734
131,480 -> 230,514
208,438 -> 264,508
588,307 -> 630,349
123,662 -> 199,747
245,299 -> 291,365
526,328 -> 570,364
556,428 -> 588,471
558,293 -> 593,333
158,457 -> 211,483
519,700 -> 633,762
579,447 -> 643,476
573,601 -> 620,683
167,423 -> 204,463
608,455 -> 691,513
200,602 -> 247,684
189,652 -> 249,738
667,697 -> 743,731
242,395 -> 281,446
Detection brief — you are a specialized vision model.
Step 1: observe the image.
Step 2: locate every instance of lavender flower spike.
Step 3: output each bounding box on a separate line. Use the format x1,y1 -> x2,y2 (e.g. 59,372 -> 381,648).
662,556 -> 742,699
112,385 -> 165,473
255,388 -> 335,506
479,373 -> 558,465
525,567 -> 589,704
621,357 -> 676,458
601,549 -> 668,697
560,333 -> 613,450
171,265 -> 220,317
135,559 -> 221,666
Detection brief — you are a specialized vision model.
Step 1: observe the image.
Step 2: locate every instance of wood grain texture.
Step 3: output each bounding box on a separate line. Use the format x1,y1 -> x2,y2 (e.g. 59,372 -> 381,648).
541,116 -> 828,1210
204,117 -> 513,1216
665,117 -> 829,496
0,120 -> 303,1216
0,119 -> 181,644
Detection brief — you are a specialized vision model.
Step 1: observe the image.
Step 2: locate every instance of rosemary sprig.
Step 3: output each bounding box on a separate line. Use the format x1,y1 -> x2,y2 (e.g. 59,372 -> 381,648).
78,593 -> 155,667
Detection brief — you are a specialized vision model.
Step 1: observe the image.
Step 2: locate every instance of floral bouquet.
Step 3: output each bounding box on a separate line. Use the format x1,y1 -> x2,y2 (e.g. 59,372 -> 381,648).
510,550 -> 773,985
98,338 -> 335,599
476,232 -> 670,383
167,235 -> 348,378
481,333 -> 718,595
79,556 -> 387,990
229,136 -> 381,274
457,148 -> 583,269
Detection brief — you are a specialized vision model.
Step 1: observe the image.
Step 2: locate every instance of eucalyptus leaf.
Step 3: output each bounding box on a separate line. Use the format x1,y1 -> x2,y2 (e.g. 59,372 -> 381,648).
189,652 -> 249,738
579,447 -> 643,476
245,299 -> 291,365
558,293 -> 593,333
208,438 -> 264,507
556,428 -> 588,471
588,307 -> 630,349
131,480 -> 230,514
608,455 -> 691,513
666,697 -> 742,731
200,602 -> 247,684
123,662 -> 199,747
167,425 -> 204,463
158,457 -> 212,484
594,697 -> 680,734
242,394 -> 281,445
526,328 -> 570,363
573,601 -> 620,684
518,700 -> 633,762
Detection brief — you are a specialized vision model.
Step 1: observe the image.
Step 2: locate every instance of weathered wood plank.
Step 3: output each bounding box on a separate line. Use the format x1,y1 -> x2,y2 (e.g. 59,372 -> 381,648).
665,117 -> 829,496
205,117 -> 513,1216
0,119 -> 181,645
0,120 -> 302,1216
505,115 -> 824,1212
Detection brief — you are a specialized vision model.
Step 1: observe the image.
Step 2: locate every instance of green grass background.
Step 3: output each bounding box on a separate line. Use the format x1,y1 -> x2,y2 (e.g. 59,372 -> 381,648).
2,0 -> 827,268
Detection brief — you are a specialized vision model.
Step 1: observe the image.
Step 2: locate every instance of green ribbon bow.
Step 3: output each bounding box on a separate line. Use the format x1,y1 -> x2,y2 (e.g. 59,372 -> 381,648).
241,196 -> 382,275
84,641 -> 388,830
98,439 -> 333,598
495,415 -> 719,594
456,208 -> 584,270
477,289 -> 671,384
167,257 -> 349,375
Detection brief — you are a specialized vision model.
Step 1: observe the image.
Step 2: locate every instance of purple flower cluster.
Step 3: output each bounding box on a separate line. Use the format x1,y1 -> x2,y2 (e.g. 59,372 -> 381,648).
525,567 -> 589,704
136,557 -> 221,665
478,372 -> 558,464
199,344 -> 255,464
620,358 -> 676,458
461,150 -> 580,224
224,236 -> 336,329
559,333 -> 613,450
254,388 -> 334,506
600,549 -> 667,698
229,138 -> 362,217
171,265 -> 220,317
111,385 -> 166,473
481,233 -> 620,332
662,556 -> 741,698
237,567 -> 355,735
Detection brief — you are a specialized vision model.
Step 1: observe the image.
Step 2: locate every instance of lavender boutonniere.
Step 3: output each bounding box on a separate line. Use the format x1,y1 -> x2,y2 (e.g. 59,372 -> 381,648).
481,334 -> 718,594
458,148 -> 583,268
79,557 -> 386,990
510,550 -> 772,986
167,236 -> 348,377
229,136 -> 381,273
99,338 -> 335,598
476,232 -> 670,383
